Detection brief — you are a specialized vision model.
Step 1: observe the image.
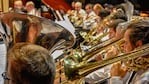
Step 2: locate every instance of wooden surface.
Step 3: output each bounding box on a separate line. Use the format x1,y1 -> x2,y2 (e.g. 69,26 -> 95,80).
42,0 -> 71,13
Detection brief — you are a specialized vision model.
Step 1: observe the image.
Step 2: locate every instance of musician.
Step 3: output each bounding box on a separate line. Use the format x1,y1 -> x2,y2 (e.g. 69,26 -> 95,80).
83,3 -> 97,30
93,3 -> 104,23
9,0 -> 25,13
74,2 -> 86,15
110,20 -> 149,84
107,19 -> 126,39
6,43 -> 55,84
69,1 -> 86,27
106,7 -> 127,22
93,3 -> 104,17
25,1 -> 41,17
97,19 -> 126,59
98,9 -> 110,21
67,1 -> 76,14
85,19 -> 126,84
67,2 -> 74,16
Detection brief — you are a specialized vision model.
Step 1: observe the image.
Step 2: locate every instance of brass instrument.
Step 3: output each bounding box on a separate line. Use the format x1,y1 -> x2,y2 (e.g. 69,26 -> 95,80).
69,12 -> 84,27
0,13 -> 75,50
60,38 -> 124,83
57,23 -> 123,83
79,28 -> 109,58
80,27 -> 97,43
80,23 -> 109,45
82,38 -> 124,61
57,16 -> 149,83
63,28 -> 110,64
81,31 -> 109,46
62,38 -> 124,70
64,43 -> 149,83
0,13 -> 76,84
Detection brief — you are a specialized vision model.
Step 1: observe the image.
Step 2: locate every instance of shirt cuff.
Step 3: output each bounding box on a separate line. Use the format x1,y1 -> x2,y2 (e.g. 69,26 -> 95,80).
109,76 -> 123,84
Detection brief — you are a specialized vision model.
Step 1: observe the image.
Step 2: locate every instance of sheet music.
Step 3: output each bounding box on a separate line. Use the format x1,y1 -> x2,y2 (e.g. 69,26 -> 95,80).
0,43 -> 6,84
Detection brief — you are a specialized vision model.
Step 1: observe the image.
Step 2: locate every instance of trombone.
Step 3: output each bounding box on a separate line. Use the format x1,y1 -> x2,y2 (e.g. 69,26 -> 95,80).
82,38 -> 125,62
64,43 -> 149,83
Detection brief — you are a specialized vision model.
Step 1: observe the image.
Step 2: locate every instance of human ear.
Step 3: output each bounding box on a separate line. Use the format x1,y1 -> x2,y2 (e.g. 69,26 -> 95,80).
135,40 -> 143,47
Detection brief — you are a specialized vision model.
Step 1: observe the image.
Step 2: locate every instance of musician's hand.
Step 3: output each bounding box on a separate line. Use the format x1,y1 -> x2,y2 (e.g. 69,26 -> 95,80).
95,16 -> 101,23
110,62 -> 127,78
95,54 -> 103,61
105,46 -> 118,59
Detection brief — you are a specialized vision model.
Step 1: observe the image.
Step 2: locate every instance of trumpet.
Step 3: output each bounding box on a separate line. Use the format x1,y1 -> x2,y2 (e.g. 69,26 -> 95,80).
64,43 -> 149,83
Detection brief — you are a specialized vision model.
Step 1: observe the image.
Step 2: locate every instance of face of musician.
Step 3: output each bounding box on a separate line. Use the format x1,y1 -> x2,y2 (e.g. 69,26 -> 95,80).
14,0 -> 23,10
123,29 -> 136,52
123,22 -> 149,52
85,4 -> 92,14
108,19 -> 126,39
93,4 -> 103,16
75,2 -> 82,12
71,1 -> 75,10
25,1 -> 35,13
109,27 -> 116,39
123,20 -> 149,53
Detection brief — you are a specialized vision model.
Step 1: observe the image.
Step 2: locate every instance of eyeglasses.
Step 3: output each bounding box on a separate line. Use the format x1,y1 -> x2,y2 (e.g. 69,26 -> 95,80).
1,72 -> 10,80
